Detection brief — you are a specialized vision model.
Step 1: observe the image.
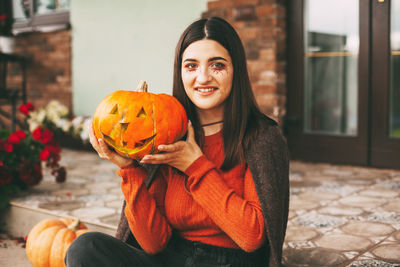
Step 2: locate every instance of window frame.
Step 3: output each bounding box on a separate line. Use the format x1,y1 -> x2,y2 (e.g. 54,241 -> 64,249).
12,0 -> 70,34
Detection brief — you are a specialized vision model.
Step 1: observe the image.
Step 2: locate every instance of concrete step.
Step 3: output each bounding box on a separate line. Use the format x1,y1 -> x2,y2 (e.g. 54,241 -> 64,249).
2,201 -> 117,237
0,201 -> 117,267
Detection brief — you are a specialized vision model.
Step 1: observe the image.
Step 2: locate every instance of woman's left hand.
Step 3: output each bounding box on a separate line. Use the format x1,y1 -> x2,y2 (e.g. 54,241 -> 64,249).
140,121 -> 203,172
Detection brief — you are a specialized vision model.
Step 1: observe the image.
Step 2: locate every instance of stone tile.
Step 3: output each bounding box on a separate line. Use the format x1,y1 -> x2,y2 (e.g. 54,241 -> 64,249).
90,181 -> 119,190
359,189 -> 399,198
322,168 -> 354,177
341,221 -> 396,237
106,200 -> 124,209
70,207 -> 116,220
382,199 -> 400,213
315,183 -> 362,196
366,212 -> 400,225
302,174 -> 338,182
319,206 -> 364,216
297,191 -> 340,201
394,231 -> 400,241
293,212 -> 346,229
100,215 -> 121,227
339,195 -> 387,208
38,200 -> 84,211
109,187 -> 123,195
285,226 -> 319,241
283,247 -> 348,267
51,188 -> 90,197
371,244 -> 400,263
348,259 -> 400,266
315,234 -> 372,251
342,178 -> 375,186
290,198 -> 320,211
376,180 -> 400,190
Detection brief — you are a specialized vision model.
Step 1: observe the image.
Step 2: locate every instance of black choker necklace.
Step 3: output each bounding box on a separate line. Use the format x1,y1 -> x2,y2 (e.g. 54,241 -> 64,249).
200,120 -> 223,127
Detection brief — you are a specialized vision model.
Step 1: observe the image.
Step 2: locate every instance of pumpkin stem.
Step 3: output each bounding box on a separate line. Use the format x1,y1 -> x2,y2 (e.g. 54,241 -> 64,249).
68,219 -> 81,231
136,80 -> 148,92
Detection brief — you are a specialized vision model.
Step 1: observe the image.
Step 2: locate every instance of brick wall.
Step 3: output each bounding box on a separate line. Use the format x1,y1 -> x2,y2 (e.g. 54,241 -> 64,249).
8,30 -> 72,114
203,0 -> 287,124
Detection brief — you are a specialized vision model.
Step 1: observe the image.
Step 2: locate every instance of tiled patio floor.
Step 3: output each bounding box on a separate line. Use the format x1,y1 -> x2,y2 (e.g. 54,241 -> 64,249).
7,149 -> 400,266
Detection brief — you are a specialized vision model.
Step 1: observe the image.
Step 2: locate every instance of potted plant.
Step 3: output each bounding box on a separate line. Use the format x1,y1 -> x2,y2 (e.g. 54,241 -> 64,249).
0,102 -> 67,209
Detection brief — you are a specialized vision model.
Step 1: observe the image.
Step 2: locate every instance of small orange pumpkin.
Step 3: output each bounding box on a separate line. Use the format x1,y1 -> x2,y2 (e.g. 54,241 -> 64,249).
26,218 -> 90,267
92,81 -> 188,160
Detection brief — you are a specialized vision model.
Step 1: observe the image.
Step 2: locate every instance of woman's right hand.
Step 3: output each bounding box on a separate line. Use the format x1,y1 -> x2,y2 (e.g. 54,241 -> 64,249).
88,122 -> 135,169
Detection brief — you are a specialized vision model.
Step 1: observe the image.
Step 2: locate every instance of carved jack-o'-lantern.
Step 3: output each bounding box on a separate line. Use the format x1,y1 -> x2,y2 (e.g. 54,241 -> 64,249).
93,81 -> 187,160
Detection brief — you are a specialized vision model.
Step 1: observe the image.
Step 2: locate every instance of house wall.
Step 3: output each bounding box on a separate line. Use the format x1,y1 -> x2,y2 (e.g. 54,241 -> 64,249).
203,0 -> 287,124
71,0 -> 208,116
9,30 -> 72,112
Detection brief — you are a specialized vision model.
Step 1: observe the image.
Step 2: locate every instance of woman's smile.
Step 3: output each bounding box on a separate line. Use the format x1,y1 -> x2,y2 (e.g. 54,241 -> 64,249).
195,86 -> 218,95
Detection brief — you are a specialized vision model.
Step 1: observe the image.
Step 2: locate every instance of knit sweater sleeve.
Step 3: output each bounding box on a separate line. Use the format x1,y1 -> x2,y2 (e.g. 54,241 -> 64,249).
117,166 -> 172,254
185,156 -> 266,252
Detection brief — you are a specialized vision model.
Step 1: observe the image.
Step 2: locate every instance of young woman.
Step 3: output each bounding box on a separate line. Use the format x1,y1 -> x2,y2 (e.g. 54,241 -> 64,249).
66,17 -> 289,267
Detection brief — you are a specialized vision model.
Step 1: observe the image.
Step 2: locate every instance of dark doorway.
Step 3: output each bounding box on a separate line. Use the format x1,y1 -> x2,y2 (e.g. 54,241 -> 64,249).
286,0 -> 400,169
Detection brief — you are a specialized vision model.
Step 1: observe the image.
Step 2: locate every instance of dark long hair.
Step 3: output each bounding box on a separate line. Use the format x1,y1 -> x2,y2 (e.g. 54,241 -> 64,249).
173,17 -> 275,170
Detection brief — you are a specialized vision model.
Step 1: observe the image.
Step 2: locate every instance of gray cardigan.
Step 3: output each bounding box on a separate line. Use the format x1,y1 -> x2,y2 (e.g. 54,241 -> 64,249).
116,116 -> 290,267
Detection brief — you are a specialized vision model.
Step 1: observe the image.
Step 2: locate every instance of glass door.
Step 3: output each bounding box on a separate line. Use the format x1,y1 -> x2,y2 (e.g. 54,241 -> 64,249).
391,1 -> 400,138
370,0 -> 400,168
286,0 -> 370,166
287,0 -> 400,169
303,0 -> 359,137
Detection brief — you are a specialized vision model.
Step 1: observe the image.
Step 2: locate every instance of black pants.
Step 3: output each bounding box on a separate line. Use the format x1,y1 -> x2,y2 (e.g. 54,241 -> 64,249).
65,232 -> 267,267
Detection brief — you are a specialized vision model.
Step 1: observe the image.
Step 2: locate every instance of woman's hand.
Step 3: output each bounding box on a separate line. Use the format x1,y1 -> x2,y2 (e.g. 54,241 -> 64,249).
140,121 -> 203,172
88,122 -> 134,169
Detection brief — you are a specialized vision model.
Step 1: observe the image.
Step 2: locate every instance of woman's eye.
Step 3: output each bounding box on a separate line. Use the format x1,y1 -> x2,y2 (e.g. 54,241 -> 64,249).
184,63 -> 197,70
211,62 -> 226,69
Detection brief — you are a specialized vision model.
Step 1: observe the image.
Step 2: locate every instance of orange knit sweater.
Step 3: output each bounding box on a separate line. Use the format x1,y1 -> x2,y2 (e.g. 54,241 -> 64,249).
117,131 -> 266,254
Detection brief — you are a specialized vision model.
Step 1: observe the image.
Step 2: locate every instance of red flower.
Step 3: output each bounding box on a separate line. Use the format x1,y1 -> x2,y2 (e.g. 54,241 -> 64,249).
15,130 -> 26,140
41,129 -> 54,144
0,160 -> 3,166
0,14 -> 7,22
8,132 -> 21,144
19,102 -> 34,115
39,148 -> 51,161
32,126 -> 42,141
4,143 -> 13,153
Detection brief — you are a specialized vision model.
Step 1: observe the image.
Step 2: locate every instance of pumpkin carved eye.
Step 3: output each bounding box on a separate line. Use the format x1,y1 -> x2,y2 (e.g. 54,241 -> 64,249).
110,104 -> 118,114
134,133 -> 157,148
137,107 -> 147,118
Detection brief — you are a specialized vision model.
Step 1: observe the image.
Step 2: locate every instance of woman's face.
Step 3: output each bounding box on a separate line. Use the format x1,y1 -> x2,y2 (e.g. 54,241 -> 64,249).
181,39 -> 233,115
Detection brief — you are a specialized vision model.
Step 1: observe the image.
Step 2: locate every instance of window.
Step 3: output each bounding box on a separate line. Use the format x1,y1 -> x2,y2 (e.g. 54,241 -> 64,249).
12,0 -> 70,34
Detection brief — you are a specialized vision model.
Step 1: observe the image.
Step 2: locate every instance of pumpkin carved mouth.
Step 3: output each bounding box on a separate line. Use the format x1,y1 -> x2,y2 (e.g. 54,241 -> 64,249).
103,132 -> 157,155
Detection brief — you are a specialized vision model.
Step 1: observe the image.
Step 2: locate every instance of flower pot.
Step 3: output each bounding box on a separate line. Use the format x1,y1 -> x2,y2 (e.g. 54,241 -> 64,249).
0,36 -> 16,54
